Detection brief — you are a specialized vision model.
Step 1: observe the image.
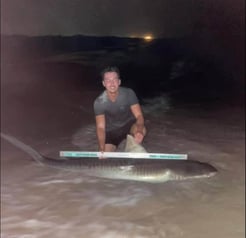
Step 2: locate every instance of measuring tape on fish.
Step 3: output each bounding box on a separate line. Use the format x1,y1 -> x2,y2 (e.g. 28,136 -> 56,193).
60,151 -> 188,160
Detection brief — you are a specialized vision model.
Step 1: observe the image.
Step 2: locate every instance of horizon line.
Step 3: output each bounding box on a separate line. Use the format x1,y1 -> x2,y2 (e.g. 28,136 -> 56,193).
1,33 -> 188,40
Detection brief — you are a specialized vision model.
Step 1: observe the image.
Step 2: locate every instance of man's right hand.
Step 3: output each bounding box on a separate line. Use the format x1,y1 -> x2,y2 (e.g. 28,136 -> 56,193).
98,151 -> 106,159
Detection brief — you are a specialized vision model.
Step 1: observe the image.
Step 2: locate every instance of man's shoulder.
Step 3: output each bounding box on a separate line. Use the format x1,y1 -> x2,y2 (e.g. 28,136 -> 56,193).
94,91 -> 107,114
94,91 -> 107,104
119,87 -> 135,95
119,87 -> 139,105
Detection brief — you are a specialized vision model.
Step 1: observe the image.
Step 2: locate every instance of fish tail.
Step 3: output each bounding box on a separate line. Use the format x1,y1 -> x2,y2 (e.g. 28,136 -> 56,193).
1,132 -> 44,165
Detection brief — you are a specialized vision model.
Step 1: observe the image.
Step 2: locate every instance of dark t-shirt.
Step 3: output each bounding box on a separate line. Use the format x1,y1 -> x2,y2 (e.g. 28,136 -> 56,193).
94,87 -> 139,132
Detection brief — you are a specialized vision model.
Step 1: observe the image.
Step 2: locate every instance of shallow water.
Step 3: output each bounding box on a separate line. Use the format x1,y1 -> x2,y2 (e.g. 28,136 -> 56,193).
1,61 -> 245,238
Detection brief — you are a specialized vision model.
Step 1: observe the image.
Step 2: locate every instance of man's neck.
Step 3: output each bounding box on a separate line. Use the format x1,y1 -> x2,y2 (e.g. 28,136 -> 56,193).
107,90 -> 119,102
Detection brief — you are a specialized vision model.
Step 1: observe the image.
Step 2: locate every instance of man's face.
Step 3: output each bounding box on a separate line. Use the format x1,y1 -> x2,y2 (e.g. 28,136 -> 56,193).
102,72 -> 121,93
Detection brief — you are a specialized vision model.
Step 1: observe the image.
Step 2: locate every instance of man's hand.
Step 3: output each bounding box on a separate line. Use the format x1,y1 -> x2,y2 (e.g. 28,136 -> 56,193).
134,132 -> 144,144
98,151 -> 107,159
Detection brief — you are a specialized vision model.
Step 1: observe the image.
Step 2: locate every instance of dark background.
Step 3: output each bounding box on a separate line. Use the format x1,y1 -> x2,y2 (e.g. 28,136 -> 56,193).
1,0 -> 245,105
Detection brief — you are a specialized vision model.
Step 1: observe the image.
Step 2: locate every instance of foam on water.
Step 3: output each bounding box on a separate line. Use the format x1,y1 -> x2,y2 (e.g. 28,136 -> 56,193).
2,169 -> 185,238
71,123 -> 97,150
141,93 -> 171,115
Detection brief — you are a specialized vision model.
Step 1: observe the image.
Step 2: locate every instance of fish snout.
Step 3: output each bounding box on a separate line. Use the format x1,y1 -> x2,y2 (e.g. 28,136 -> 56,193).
199,163 -> 218,178
207,165 -> 218,177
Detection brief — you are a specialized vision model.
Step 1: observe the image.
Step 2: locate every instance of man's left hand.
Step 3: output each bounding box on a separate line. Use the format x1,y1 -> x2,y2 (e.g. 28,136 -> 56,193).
134,132 -> 144,144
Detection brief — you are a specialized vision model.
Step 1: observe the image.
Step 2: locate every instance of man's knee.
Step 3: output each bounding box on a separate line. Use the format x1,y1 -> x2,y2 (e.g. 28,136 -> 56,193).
104,144 -> 116,152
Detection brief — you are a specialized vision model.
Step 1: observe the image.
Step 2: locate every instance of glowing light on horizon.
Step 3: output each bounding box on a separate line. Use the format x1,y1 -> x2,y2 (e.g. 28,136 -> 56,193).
143,34 -> 154,42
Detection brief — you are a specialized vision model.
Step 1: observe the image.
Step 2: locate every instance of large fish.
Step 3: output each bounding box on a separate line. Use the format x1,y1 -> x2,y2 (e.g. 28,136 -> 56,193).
1,133 -> 217,183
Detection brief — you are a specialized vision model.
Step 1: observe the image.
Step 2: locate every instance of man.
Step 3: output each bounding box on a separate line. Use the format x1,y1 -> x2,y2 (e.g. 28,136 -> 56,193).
94,66 -> 146,157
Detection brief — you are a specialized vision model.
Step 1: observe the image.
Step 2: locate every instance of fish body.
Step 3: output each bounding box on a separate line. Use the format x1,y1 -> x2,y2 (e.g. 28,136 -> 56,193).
1,133 -> 217,183
41,156 -> 217,183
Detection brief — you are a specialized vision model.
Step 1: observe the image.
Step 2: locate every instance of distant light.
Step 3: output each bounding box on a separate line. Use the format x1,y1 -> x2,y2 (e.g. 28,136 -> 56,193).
143,35 -> 153,42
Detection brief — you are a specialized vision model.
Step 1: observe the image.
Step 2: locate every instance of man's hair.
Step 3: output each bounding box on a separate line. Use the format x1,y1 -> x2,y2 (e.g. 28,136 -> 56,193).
101,66 -> 120,79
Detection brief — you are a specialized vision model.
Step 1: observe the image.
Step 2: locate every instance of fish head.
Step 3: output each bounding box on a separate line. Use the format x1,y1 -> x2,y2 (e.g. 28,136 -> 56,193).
172,160 -> 218,180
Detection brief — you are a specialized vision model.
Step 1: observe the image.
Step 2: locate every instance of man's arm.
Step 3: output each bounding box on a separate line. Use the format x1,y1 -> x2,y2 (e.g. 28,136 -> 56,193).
130,104 -> 146,143
95,114 -> 106,152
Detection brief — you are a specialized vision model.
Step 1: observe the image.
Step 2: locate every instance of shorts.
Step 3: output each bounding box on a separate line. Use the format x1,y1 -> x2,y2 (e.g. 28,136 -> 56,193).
105,120 -> 135,146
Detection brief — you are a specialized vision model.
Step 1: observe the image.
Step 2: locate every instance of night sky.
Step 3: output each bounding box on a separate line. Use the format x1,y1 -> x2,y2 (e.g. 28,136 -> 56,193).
1,0 -> 244,98
1,0 -> 209,38
2,0 -> 244,56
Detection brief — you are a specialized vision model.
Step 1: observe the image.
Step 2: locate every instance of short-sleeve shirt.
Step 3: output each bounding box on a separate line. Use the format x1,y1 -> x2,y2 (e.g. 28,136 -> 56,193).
94,87 -> 139,132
